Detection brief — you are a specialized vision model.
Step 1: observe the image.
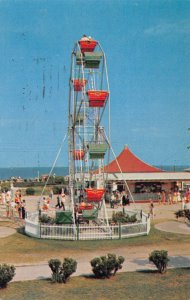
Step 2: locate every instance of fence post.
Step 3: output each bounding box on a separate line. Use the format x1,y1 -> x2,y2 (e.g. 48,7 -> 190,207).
76,224 -> 79,241
39,222 -> 41,238
119,222 -> 121,240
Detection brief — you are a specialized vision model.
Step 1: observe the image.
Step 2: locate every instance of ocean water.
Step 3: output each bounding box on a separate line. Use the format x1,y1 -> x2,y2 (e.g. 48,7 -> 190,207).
0,167 -> 69,180
156,165 -> 189,172
0,165 -> 189,180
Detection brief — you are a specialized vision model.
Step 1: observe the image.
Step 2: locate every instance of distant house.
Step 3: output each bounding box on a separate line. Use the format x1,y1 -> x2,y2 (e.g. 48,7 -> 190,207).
41,174 -> 49,181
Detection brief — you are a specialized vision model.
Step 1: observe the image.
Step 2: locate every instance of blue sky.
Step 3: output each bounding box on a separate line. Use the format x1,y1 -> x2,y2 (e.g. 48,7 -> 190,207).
0,0 -> 189,167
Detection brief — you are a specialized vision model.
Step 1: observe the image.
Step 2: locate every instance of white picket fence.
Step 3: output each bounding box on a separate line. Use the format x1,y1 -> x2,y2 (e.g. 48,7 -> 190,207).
25,211 -> 150,240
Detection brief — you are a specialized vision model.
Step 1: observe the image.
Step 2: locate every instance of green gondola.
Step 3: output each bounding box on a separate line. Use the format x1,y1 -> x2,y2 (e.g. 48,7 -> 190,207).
56,211 -> 73,224
88,143 -> 108,159
83,52 -> 102,68
82,209 -> 98,220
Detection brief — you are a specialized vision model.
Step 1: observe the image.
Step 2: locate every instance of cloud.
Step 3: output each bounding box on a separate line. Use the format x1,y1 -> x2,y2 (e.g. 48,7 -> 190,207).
144,20 -> 190,36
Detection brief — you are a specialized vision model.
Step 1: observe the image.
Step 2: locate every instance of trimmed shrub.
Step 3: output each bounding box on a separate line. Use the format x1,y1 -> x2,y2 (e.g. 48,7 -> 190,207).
25,187 -> 35,195
112,211 -> 137,224
0,264 -> 15,288
48,258 -> 77,283
90,253 -> 125,279
149,250 -> 169,274
39,214 -> 55,224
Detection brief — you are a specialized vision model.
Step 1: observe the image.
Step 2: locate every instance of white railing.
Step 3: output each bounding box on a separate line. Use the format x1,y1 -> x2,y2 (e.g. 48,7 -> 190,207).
25,211 -> 150,240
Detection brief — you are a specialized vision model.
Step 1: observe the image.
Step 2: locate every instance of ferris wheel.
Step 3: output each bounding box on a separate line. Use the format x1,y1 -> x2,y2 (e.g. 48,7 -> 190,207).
68,35 -> 110,226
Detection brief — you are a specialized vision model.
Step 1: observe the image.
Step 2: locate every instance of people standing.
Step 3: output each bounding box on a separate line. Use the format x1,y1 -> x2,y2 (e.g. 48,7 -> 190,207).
149,200 -> 155,219
1,191 -> 6,204
161,191 -> 166,205
61,192 -> 66,211
168,191 -> 173,205
157,192 -> 161,204
55,196 -> 61,209
173,191 -> 177,204
110,192 -> 115,209
21,200 -> 26,219
6,201 -> 10,218
126,194 -> 130,205
17,202 -> 22,219
49,189 -> 54,201
10,200 -> 16,218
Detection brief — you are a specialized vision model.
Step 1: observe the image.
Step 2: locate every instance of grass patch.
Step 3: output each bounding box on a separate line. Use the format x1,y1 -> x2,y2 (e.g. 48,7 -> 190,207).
0,224 -> 189,264
0,268 -> 190,300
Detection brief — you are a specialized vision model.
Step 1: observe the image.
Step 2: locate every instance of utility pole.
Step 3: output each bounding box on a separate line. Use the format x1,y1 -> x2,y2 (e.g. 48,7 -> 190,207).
187,128 -> 190,150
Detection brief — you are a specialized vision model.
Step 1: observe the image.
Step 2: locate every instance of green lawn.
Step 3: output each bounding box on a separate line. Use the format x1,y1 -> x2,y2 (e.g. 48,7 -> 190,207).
0,268 -> 190,300
0,222 -> 189,264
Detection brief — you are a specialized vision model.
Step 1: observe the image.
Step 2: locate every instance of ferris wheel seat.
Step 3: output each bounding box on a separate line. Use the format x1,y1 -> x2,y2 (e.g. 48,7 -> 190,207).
87,90 -> 109,107
82,209 -> 98,220
85,188 -> 105,202
79,40 -> 97,53
76,52 -> 102,68
73,150 -> 85,160
75,114 -> 84,125
83,52 -> 102,68
87,90 -> 109,100
83,52 -> 102,60
89,100 -> 105,107
72,79 -> 87,91
76,52 -> 84,65
88,143 -> 108,159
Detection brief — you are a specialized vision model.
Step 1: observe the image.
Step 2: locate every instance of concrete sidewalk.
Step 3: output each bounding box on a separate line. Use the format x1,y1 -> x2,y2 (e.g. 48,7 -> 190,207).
13,254 -> 190,282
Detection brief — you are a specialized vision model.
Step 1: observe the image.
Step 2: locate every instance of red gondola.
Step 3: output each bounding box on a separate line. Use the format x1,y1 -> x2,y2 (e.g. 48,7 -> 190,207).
79,39 -> 97,53
87,90 -> 109,107
72,79 -> 87,91
73,150 -> 85,160
85,188 -> 105,202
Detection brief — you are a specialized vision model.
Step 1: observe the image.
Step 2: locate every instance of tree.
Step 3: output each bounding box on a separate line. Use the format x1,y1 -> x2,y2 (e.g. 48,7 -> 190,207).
149,250 -> 169,274
90,253 -> 125,279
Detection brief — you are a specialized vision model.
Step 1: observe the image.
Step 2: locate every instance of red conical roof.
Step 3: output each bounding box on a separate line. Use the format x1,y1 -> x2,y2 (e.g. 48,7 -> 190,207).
104,146 -> 163,173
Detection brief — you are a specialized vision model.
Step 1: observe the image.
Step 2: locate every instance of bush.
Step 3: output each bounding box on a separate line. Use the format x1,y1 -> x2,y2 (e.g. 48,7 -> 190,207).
48,258 -> 77,283
25,187 -> 35,195
52,186 -> 62,195
0,264 -> 15,288
39,214 -> 55,224
175,209 -> 190,221
90,253 -> 125,279
112,211 -> 137,224
1,182 -> 10,193
149,250 -> 169,274
48,176 -> 65,185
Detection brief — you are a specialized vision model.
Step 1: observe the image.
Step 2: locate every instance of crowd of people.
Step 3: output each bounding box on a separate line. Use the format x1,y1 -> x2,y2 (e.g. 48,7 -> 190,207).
0,189 -> 26,219
156,189 -> 190,205
42,188 -> 66,211
148,189 -> 190,219
105,190 -> 130,209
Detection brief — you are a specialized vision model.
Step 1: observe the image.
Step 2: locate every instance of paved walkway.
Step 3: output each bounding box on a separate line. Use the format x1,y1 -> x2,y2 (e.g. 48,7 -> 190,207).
0,226 -> 16,237
155,221 -> 190,235
12,254 -> 190,282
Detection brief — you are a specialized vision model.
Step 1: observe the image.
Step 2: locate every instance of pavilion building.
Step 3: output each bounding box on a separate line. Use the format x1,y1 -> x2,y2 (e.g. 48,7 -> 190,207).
99,146 -> 190,201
